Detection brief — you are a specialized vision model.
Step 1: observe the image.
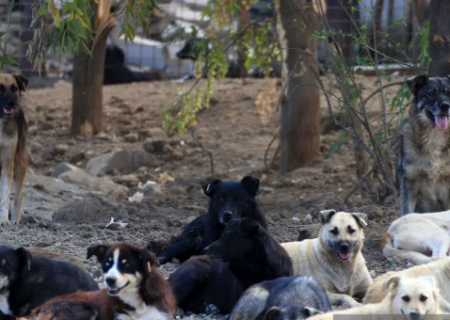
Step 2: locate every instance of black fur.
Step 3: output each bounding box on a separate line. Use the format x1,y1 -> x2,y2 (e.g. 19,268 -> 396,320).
150,176 -> 267,265
104,45 -> 162,85
231,276 -> 331,320
204,218 -> 293,289
169,255 -> 243,314
0,245 -> 98,318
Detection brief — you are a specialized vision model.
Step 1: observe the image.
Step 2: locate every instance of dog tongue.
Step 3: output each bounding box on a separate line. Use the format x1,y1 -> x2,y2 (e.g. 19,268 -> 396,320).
339,252 -> 350,260
435,115 -> 448,131
3,108 -> 12,114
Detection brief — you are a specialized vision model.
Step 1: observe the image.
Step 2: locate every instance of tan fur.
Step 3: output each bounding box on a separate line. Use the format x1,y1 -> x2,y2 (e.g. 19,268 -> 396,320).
309,275 -> 443,320
364,257 -> 450,313
281,210 -> 373,307
0,73 -> 28,225
382,210 -> 450,265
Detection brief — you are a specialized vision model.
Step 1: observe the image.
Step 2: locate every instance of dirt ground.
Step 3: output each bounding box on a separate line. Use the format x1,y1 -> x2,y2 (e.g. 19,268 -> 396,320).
0,75 -> 411,317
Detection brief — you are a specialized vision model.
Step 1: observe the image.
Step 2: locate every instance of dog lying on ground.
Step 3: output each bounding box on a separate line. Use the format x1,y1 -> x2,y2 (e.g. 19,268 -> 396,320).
230,276 -> 331,320
398,75 -> 450,215
363,257 -> 450,313
150,176 -> 268,264
382,210 -> 450,265
309,275 -> 443,320
0,245 -> 98,319
32,243 -> 176,320
0,73 -> 28,225
169,218 -> 292,315
281,209 -> 373,307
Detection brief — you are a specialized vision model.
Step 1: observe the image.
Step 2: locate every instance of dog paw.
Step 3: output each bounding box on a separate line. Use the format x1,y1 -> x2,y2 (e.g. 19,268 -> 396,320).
0,220 -> 10,226
206,304 -> 220,315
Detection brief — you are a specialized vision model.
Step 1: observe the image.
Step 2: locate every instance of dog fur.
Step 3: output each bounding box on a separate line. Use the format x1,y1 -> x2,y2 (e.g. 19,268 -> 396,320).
229,276 -> 331,320
150,176 -> 267,264
32,243 -> 176,320
309,275 -> 443,320
0,244 -> 98,318
382,210 -> 450,265
363,257 -> 450,313
0,73 -> 28,225
398,75 -> 450,215
281,210 -> 373,307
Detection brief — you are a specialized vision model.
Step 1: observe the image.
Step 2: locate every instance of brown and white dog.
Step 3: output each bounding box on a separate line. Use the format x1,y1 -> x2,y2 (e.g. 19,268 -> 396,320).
31,243 -> 176,320
0,73 -> 28,225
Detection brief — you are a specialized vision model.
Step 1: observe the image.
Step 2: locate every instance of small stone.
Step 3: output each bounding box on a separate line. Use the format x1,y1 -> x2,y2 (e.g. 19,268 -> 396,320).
369,270 -> 376,278
53,144 -> 69,155
123,133 -> 139,143
70,151 -> 86,163
144,139 -> 166,153
304,214 -> 313,223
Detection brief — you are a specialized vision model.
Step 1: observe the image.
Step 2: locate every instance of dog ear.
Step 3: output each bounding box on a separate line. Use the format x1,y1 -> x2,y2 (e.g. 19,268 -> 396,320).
86,245 -> 108,263
320,209 -> 337,225
202,179 -> 222,198
241,176 -> 260,197
12,73 -> 28,92
264,307 -> 280,320
137,248 -> 158,274
239,218 -> 259,235
15,247 -> 32,271
303,307 -> 323,318
406,74 -> 428,95
351,212 -> 368,229
383,275 -> 403,292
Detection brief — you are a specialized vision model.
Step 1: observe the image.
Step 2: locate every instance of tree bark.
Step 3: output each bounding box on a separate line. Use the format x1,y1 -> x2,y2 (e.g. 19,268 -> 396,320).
428,0 -> 450,77
71,0 -> 116,136
275,0 -> 324,172
237,4 -> 249,79
406,0 -> 429,28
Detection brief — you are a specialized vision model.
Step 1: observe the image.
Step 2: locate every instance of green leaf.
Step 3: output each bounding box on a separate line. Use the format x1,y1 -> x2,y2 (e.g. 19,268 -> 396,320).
37,2 -> 48,16
2,55 -> 18,66
48,0 -> 61,27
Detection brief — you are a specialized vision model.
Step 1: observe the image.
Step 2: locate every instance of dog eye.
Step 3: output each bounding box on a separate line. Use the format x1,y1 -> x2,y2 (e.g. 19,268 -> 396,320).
420,295 -> 428,302
347,226 -> 355,234
446,89 -> 450,96
330,228 -> 339,236
10,85 -> 17,93
428,91 -> 437,97
402,295 -> 410,302
105,262 -> 110,267
122,259 -> 127,264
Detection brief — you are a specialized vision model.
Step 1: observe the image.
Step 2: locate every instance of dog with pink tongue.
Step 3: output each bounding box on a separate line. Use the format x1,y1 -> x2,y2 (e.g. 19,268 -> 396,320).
281,209 -> 373,309
398,75 -> 450,216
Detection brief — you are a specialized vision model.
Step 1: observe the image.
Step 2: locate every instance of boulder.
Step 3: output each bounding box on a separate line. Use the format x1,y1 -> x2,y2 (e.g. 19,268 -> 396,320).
86,149 -> 152,175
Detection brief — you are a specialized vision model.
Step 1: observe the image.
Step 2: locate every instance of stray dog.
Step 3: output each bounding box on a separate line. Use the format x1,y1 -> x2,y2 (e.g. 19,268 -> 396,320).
150,176 -> 267,264
382,210 -> 450,265
0,73 -> 28,225
309,275 -> 443,320
0,244 -> 98,319
363,257 -> 450,313
281,210 -> 373,307
398,75 -> 450,215
170,218 -> 292,314
230,276 -> 331,320
32,243 -> 176,320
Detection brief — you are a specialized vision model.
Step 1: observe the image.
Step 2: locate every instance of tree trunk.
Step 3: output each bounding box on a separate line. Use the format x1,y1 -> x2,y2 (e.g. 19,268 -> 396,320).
406,0 -> 429,28
428,0 -> 450,77
71,0 -> 116,136
275,0 -> 324,172
237,4 -> 249,79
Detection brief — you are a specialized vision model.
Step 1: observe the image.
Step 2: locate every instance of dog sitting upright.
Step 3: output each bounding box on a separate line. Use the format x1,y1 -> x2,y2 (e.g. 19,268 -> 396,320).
398,75 -> 450,215
0,73 -> 28,225
281,210 -> 373,307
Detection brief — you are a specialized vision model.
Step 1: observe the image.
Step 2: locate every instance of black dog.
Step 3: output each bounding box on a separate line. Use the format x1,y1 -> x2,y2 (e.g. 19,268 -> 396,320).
230,276 -> 331,320
104,45 -> 162,85
170,218 -> 292,315
150,176 -> 267,264
0,245 -> 98,319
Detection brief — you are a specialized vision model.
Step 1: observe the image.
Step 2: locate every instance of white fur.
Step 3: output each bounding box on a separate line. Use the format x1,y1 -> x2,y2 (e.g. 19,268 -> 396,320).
0,121 -> 17,224
115,306 -> 172,320
0,292 -> 11,316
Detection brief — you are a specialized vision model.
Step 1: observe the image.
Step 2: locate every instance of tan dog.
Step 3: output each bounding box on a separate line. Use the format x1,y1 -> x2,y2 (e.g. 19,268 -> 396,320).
364,257 -> 450,313
382,210 -> 450,265
308,275 -> 443,320
281,210 -> 373,307
0,73 -> 28,225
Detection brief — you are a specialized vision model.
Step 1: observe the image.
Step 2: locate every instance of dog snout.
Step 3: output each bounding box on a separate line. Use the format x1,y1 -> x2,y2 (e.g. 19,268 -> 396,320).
222,211 -> 233,221
7,100 -> 14,108
105,277 -> 116,287
441,102 -> 450,113
339,243 -> 349,253
409,311 -> 420,320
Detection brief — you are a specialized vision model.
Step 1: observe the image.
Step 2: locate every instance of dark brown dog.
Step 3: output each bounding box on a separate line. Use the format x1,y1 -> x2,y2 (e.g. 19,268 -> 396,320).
0,73 -> 28,225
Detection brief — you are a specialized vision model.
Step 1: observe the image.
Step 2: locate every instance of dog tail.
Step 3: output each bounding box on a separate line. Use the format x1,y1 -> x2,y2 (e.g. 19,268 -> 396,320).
381,232 -> 433,265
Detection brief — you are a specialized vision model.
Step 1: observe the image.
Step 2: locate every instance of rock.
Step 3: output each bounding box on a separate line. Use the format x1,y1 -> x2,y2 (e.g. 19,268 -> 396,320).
53,144 -> 69,155
142,184 -> 162,197
59,166 -> 128,197
304,214 -> 313,223
162,144 -> 183,160
70,151 -> 86,163
354,206 -> 384,220
297,224 -> 321,241
369,270 -> 376,278
86,150 -> 152,176
53,193 -> 129,224
115,175 -> 140,188
52,162 -> 79,178
123,133 -> 139,143
147,128 -> 168,140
